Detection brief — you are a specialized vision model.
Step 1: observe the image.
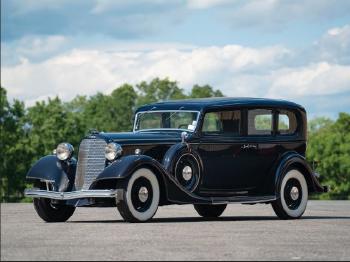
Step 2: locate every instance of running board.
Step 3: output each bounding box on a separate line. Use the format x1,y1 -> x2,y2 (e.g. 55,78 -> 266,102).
169,193 -> 276,205
209,195 -> 276,204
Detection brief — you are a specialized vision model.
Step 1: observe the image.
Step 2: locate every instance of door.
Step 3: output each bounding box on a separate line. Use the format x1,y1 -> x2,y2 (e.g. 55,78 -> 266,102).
197,108 -> 279,193
197,109 -> 249,192
243,108 -> 279,189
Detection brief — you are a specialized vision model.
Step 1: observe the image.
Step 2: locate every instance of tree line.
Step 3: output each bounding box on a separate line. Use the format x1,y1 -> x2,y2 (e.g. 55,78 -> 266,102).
0,78 -> 349,201
0,78 -> 223,202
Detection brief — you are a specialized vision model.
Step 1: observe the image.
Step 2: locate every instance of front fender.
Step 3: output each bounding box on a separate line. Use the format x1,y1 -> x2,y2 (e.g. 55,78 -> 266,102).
26,155 -> 76,192
95,155 -> 165,181
92,154 -> 210,205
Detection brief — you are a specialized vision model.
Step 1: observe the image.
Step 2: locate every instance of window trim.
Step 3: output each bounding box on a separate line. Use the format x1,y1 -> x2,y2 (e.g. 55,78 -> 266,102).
275,109 -> 299,137
246,108 -> 276,137
199,108 -> 243,138
133,110 -> 200,132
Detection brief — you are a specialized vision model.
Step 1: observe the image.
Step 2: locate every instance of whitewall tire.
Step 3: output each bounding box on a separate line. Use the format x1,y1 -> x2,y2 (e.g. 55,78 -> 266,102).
117,168 -> 160,223
272,169 -> 308,219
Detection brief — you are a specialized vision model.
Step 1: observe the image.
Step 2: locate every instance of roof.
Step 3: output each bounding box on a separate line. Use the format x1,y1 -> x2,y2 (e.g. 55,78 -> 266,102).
136,97 -> 306,113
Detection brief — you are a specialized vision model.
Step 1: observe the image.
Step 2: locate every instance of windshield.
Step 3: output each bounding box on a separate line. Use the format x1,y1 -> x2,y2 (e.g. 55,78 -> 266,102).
134,111 -> 199,132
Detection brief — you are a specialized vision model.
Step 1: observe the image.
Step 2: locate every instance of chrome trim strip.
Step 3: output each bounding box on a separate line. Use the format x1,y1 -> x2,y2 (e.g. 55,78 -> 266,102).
210,196 -> 277,205
168,195 -> 277,205
24,189 -> 123,200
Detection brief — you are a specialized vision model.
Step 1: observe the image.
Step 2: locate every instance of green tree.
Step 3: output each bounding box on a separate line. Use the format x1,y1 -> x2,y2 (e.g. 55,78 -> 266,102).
75,84 -> 137,132
307,113 -> 350,199
109,84 -> 137,131
4,78 -> 349,202
308,116 -> 333,133
136,78 -> 186,106
80,92 -> 112,132
0,87 -> 28,201
190,84 -> 224,98
25,97 -> 85,160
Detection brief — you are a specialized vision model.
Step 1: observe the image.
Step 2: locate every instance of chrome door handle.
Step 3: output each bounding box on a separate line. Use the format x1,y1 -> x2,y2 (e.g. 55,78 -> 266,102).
241,144 -> 257,149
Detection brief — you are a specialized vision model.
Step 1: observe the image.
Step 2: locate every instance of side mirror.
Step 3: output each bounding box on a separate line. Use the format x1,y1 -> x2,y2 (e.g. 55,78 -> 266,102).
181,132 -> 189,143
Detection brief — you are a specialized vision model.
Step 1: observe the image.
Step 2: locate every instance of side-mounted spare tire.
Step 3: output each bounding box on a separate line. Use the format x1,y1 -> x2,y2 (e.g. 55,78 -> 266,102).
163,143 -> 202,193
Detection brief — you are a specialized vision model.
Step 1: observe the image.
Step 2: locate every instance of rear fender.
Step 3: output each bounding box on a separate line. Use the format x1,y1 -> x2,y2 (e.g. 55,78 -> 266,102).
274,152 -> 324,196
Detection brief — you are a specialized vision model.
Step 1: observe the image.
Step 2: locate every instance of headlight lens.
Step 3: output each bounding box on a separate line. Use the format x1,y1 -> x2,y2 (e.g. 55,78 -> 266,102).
56,143 -> 74,161
105,143 -> 122,161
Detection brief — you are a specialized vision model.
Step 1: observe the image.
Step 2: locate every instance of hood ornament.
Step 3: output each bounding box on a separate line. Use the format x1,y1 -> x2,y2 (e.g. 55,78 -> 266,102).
88,129 -> 99,135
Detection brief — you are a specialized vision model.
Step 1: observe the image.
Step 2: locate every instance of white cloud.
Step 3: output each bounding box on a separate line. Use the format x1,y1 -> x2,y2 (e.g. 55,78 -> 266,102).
267,62 -> 350,98
3,0 -> 350,42
187,0 -> 233,9
1,35 -> 196,66
221,0 -> 350,30
91,0 -> 180,14
313,24 -> 350,64
8,0 -> 73,15
2,44 -> 291,106
1,35 -> 67,65
2,25 -> 350,116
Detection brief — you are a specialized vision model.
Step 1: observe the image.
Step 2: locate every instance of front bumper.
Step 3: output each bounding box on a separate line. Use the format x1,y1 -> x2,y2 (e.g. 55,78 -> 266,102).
24,189 -> 124,201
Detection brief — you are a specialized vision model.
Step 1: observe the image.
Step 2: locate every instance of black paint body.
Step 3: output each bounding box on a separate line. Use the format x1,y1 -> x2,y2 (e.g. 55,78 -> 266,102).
26,98 -> 326,206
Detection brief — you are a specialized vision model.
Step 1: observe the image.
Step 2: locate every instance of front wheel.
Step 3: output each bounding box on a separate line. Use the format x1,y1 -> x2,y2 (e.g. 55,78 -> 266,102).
33,198 -> 75,222
194,204 -> 227,218
271,169 -> 308,219
117,168 -> 160,223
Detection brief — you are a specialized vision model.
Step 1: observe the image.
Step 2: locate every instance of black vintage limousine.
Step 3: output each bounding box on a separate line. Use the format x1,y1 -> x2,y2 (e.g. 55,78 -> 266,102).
25,97 -> 328,222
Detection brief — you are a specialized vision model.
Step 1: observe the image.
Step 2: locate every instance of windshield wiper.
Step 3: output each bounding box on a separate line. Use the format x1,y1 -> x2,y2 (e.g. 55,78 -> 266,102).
138,106 -> 156,120
164,106 -> 185,122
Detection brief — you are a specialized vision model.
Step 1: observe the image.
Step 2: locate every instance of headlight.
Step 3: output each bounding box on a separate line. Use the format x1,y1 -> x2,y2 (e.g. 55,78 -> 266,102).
56,143 -> 74,161
105,143 -> 122,161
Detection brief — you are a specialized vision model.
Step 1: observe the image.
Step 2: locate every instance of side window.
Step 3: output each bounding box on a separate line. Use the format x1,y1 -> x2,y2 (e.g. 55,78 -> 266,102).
278,110 -> 297,135
248,109 -> 273,135
202,110 -> 241,136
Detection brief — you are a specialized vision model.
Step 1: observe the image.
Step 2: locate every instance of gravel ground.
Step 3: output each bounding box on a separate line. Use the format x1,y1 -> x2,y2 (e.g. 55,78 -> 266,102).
1,201 -> 350,261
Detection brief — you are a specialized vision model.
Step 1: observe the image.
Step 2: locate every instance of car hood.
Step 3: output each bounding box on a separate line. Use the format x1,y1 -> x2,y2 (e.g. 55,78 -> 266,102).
96,131 -> 184,145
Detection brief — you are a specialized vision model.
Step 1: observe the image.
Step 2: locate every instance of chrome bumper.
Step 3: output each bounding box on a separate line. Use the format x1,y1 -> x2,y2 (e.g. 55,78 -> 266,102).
24,189 -> 124,200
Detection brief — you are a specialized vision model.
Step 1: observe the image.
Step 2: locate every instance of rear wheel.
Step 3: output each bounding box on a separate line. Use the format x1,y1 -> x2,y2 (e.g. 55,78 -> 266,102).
33,198 -> 75,222
271,169 -> 308,219
194,204 -> 227,218
117,168 -> 160,223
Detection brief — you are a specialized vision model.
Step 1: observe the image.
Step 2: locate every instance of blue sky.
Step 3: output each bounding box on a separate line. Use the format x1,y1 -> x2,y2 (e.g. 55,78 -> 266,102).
1,0 -> 350,118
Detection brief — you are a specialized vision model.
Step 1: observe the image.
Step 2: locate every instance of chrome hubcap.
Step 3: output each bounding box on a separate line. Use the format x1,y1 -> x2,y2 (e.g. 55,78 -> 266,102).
182,166 -> 193,181
290,186 -> 299,201
138,187 -> 149,203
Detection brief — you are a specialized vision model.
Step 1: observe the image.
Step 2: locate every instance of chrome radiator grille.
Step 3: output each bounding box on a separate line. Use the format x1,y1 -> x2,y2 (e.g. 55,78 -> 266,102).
75,138 -> 107,190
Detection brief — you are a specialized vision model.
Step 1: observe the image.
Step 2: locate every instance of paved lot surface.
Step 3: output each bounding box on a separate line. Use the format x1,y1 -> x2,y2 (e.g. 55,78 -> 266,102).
1,201 -> 350,261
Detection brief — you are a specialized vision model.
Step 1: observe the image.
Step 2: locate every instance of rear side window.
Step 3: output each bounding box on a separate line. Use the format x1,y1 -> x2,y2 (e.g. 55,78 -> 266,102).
202,110 -> 241,136
248,109 -> 273,135
278,110 -> 297,135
